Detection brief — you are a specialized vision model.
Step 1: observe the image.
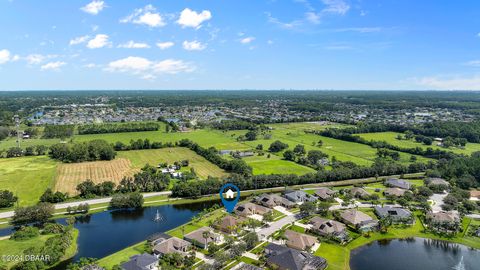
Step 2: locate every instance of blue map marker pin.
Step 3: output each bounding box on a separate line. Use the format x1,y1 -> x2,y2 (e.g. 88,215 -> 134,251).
219,183 -> 240,213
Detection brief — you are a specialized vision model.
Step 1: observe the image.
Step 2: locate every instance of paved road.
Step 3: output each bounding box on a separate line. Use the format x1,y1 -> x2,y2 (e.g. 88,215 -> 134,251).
466,214 -> 480,219
0,191 -> 172,219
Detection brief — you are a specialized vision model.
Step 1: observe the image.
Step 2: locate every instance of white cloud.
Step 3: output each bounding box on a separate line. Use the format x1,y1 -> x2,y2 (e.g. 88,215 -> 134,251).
40,61 -> 66,70
87,34 -> 110,49
84,63 -> 97,68
465,60 -> 480,67
106,56 -> 194,77
267,40 -> 274,45
240,37 -> 255,44
11,55 -> 20,62
69,35 -> 90,45
120,5 -> 165,28
305,12 -> 321,24
177,8 -> 212,29
156,41 -> 174,50
182,40 -> 206,51
118,41 -> 150,49
321,0 -> 350,15
81,0 -> 106,15
25,54 -> 46,65
152,59 -> 195,74
415,75 -> 480,90
266,12 -> 303,29
0,49 -> 11,64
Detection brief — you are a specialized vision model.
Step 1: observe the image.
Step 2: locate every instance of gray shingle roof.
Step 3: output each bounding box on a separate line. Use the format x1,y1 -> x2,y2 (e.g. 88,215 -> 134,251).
120,253 -> 158,270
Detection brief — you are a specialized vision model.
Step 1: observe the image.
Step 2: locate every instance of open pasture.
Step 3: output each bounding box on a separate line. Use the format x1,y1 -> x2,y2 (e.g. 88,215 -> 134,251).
117,147 -> 228,179
242,154 -> 316,175
0,156 -> 57,206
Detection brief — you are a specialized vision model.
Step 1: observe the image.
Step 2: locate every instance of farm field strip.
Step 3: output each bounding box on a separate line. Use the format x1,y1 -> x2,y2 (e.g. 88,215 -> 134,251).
55,158 -> 135,194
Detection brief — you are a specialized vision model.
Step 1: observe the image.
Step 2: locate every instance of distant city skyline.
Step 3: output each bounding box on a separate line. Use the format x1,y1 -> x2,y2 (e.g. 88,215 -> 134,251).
0,0 -> 479,90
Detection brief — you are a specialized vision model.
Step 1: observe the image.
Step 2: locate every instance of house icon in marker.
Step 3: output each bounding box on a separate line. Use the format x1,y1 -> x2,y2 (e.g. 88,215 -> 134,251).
225,188 -> 235,199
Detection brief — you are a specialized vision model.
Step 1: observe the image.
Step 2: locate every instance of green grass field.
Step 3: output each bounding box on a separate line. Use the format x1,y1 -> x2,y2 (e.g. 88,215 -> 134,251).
242,154 -> 316,175
357,131 -> 480,156
117,147 -> 228,179
0,156 -> 58,206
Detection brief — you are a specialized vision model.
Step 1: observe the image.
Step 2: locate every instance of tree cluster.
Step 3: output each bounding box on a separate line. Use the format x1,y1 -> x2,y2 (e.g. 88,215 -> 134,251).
42,124 -> 74,138
49,139 -> 116,162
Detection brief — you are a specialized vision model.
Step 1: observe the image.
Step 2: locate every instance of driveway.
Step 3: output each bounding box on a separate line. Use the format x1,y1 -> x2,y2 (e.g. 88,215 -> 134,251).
256,214 -> 296,240
429,192 -> 448,213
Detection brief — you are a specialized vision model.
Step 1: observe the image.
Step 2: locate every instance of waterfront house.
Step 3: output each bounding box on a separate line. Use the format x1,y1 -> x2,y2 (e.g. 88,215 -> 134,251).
120,253 -> 159,270
183,227 -> 221,249
309,217 -> 348,242
152,236 -> 191,257
374,206 -> 413,224
264,243 -> 328,270
284,190 -> 317,204
340,209 -> 379,232
426,211 -> 461,232
215,215 -> 243,233
284,230 -> 318,251
234,202 -> 272,217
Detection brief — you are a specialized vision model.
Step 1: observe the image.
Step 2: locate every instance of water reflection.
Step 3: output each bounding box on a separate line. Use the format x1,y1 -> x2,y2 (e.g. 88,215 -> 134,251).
350,238 -> 479,270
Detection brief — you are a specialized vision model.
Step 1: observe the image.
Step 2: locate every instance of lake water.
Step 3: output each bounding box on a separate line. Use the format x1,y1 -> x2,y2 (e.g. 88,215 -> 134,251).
350,238 -> 480,270
0,201 -> 219,268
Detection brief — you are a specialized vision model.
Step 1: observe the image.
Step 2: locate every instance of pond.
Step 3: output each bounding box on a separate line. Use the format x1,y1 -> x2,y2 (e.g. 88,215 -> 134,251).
350,238 -> 480,270
0,200 -> 220,268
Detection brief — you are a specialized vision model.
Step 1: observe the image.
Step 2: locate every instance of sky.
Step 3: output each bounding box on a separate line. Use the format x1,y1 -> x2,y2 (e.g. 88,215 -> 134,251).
0,0 -> 480,90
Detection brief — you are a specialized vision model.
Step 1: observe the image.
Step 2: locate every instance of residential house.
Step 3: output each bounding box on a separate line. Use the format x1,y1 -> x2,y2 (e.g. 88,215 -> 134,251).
470,190 -> 480,200
426,177 -> 450,187
234,202 -> 271,217
426,211 -> 461,232
219,150 -> 233,155
314,188 -> 336,201
475,228 -> 480,237
147,233 -> 171,246
183,227 -> 221,249
215,215 -> 243,233
374,206 -> 413,224
255,194 -> 295,209
385,178 -> 411,190
264,243 -> 328,270
340,209 -> 379,232
120,253 -> 159,270
384,187 -> 407,197
284,230 -> 318,251
152,236 -> 191,257
350,187 -> 371,199
284,190 -> 317,204
309,217 -> 348,242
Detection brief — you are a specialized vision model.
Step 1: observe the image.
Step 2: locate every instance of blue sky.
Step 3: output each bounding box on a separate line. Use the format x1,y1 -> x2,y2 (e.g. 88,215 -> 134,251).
0,0 -> 480,90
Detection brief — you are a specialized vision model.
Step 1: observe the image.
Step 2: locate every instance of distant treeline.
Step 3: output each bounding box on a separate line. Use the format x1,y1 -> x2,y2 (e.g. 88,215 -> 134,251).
171,159 -> 431,198
49,139 -> 115,162
78,122 -> 160,135
43,124 -> 75,138
212,120 -> 257,130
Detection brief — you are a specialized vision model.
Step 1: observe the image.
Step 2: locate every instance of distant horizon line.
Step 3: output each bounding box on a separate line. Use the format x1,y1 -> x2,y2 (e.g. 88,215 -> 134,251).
1,89 -> 480,92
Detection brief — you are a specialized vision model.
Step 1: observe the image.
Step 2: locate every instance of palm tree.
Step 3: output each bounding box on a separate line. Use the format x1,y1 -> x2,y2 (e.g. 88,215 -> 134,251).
202,231 -> 211,249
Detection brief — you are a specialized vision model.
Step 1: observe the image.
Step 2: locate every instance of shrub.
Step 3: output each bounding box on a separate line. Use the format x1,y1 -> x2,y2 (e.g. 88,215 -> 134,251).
11,226 -> 40,241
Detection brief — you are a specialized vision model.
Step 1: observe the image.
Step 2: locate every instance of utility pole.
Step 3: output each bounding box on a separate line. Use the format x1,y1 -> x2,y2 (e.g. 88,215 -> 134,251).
14,115 -> 20,148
